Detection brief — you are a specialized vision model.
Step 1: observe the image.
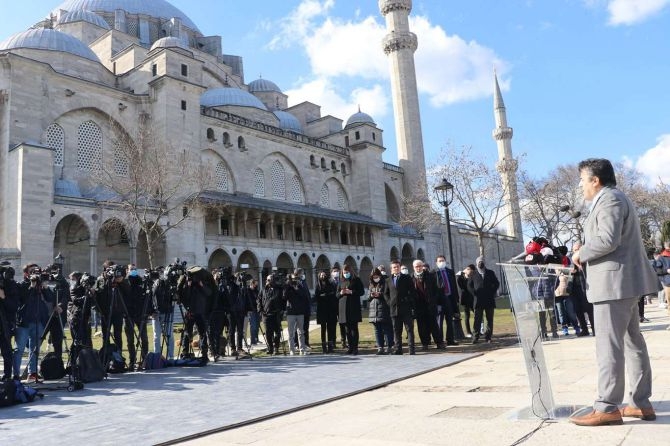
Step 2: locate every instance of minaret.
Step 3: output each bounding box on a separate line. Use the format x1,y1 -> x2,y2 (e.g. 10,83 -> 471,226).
492,71 -> 523,239
379,0 -> 426,196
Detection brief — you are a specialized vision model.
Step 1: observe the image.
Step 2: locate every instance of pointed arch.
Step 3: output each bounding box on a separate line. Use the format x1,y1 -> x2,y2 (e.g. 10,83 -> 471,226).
53,214 -> 91,273
208,249 -> 233,271
237,250 -> 260,280
385,183 -> 401,222
289,175 -> 305,203
315,255 -> 331,274
360,257 -> 373,282
276,252 -> 294,274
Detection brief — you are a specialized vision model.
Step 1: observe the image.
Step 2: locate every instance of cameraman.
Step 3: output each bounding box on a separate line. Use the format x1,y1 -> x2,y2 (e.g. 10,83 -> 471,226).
67,271 -> 93,350
1,264 -> 20,381
43,263 -> 69,359
124,265 -> 150,370
95,261 -> 127,355
177,268 -> 212,363
208,268 -> 230,360
151,267 -> 175,360
13,266 -> 54,381
293,268 -> 312,351
284,273 -> 308,355
258,274 -> 285,355
227,271 -> 247,356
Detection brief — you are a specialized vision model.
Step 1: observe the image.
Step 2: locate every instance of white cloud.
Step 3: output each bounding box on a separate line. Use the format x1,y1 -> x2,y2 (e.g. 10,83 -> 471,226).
634,134 -> 670,184
606,0 -> 670,25
267,0 -> 335,49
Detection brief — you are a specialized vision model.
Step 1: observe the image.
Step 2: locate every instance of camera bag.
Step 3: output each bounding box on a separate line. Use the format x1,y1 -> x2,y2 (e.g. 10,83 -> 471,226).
40,351 -> 66,380
76,348 -> 106,383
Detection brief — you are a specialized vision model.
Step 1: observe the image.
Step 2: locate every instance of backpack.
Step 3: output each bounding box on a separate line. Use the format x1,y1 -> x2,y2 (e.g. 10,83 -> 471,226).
142,352 -> 167,370
76,348 -> 106,383
100,344 -> 127,374
0,380 -> 17,407
13,380 -> 40,404
40,352 -> 66,380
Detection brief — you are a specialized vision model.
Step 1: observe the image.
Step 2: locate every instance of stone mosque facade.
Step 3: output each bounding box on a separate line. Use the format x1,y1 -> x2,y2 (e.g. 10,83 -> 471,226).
0,0 -> 522,287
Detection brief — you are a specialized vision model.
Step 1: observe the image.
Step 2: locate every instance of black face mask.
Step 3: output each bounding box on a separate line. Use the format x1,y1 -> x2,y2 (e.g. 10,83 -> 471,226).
477,262 -> 485,269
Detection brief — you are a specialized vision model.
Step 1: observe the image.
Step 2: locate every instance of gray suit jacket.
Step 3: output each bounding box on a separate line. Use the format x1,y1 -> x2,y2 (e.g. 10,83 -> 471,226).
579,187 -> 659,303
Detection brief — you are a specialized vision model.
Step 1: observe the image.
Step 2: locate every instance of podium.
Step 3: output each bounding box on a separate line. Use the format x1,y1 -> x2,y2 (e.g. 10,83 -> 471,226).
499,263 -> 581,420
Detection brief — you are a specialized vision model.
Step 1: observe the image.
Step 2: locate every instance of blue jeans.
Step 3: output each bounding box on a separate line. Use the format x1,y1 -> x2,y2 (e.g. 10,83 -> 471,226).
555,297 -> 579,328
249,311 -> 260,344
152,312 -> 174,359
14,323 -> 44,376
372,321 -> 394,349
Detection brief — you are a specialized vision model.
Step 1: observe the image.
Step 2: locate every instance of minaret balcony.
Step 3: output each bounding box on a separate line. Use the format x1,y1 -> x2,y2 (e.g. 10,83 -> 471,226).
382,32 -> 418,54
493,127 -> 513,141
379,0 -> 412,16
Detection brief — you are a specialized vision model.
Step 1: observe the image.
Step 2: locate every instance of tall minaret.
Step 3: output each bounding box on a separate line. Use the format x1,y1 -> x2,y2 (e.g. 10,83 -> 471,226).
492,71 -> 523,239
379,0 -> 426,195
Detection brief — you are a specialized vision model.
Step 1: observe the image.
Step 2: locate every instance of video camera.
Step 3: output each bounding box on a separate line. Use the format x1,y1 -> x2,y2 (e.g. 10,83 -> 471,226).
0,261 -> 14,290
103,264 -> 127,280
165,258 -> 188,288
80,272 -> 97,288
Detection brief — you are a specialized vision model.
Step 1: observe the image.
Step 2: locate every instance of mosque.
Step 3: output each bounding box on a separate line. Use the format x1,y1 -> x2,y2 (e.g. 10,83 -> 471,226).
0,0 -> 522,287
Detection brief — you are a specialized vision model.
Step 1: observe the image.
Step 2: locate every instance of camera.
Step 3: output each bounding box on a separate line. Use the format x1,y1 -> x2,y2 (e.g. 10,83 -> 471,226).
0,261 -> 14,290
166,259 -> 187,287
80,272 -> 97,288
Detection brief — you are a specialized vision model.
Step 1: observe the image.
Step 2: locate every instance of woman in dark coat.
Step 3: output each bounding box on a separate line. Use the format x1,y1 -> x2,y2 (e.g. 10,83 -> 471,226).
466,257 -> 500,344
337,264 -> 364,354
314,271 -> 338,353
367,268 -> 393,354
456,264 -> 475,337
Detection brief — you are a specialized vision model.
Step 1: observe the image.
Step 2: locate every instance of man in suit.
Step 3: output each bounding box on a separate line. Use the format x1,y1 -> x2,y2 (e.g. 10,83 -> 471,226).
384,259 -> 416,355
434,255 -> 459,345
411,259 -> 445,350
569,158 -> 658,426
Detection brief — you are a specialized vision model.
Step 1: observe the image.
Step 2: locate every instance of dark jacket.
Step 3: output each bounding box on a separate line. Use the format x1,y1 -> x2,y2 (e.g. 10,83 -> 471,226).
17,284 -> 54,327
314,279 -> 338,324
467,269 -> 500,309
125,276 -> 150,321
456,273 -> 474,308
412,272 -> 439,314
652,254 -> 670,287
367,280 -> 390,323
177,276 -> 213,316
1,279 -> 20,329
384,274 -> 416,317
434,267 -> 459,311
95,277 -> 127,316
258,284 -> 285,316
227,282 -> 246,313
211,280 -> 230,313
152,278 -> 173,314
67,282 -> 92,321
337,276 -> 364,324
284,285 -> 307,316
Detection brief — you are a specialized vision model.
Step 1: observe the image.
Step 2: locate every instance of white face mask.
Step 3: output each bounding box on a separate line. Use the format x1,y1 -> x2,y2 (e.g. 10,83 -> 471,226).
331,272 -> 339,280
373,277 -> 380,283
400,268 -> 408,275
300,274 -> 306,281
436,261 -> 446,269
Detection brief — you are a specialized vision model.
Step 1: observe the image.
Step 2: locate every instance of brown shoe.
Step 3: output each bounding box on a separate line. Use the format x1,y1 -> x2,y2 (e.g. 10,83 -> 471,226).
569,409 -> 623,426
621,405 -> 656,421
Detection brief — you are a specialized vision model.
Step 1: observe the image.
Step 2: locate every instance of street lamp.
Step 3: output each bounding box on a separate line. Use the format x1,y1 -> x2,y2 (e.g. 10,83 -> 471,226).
54,252 -> 65,276
434,178 -> 455,269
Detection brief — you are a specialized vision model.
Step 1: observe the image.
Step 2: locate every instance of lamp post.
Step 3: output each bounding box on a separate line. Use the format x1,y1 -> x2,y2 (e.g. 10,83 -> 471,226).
434,178 -> 455,269
54,252 -> 65,274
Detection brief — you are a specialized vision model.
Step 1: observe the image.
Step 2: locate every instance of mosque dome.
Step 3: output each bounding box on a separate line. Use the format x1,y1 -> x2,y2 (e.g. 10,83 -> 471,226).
55,179 -> 83,198
0,28 -> 101,63
150,36 -> 188,51
273,110 -> 302,133
248,78 -> 282,93
345,109 -> 376,128
53,0 -> 200,32
200,88 -> 268,110
56,10 -> 110,29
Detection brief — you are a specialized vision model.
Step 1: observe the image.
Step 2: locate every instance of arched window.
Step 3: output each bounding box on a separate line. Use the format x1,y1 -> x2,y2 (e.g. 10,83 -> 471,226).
238,136 -> 246,151
253,168 -> 264,197
331,160 -> 337,171
206,128 -> 215,141
45,123 -> 64,167
223,132 -> 231,147
319,184 -> 329,208
113,142 -> 129,177
310,155 -> 316,167
320,157 -> 326,169
289,175 -> 304,203
215,161 -> 230,192
77,120 -> 102,171
341,163 -> 347,175
271,160 -> 285,200
337,186 -> 348,211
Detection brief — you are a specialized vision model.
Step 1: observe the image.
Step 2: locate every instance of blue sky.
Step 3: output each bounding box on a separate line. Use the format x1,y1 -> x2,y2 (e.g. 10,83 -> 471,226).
2,0 -> 669,184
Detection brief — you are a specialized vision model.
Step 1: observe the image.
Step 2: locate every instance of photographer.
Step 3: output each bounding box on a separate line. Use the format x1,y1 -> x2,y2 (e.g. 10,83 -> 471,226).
124,265 -> 150,370
293,268 -> 312,351
177,266 -> 214,363
43,263 -> 69,359
258,274 -> 285,355
284,273 -> 308,355
1,263 -> 20,381
13,266 -> 54,381
67,271 -> 93,350
247,279 -> 260,345
151,267 -> 175,360
95,261 -> 127,356
227,271 -> 247,356
208,268 -> 230,360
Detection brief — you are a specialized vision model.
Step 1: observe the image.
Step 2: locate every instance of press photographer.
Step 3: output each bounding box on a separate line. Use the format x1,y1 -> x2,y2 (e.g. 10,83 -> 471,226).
0,262 -> 20,381
258,273 -> 285,355
283,273 -> 308,355
227,271 -> 249,356
43,263 -> 70,360
150,266 -> 175,360
67,271 -> 94,350
124,265 -> 150,370
208,268 -> 230,361
177,266 -> 215,363
95,261 -> 128,361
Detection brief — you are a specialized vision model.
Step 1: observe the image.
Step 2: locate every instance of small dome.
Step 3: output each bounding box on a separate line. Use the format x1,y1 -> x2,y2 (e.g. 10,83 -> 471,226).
248,78 -> 282,93
273,110 -> 302,133
150,36 -> 188,51
0,28 -> 101,63
201,88 -> 268,110
55,179 -> 82,198
57,10 -> 110,29
345,109 -> 376,128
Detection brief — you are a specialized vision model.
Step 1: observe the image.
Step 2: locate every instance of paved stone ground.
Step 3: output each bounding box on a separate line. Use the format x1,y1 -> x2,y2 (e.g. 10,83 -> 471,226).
0,351 -> 476,445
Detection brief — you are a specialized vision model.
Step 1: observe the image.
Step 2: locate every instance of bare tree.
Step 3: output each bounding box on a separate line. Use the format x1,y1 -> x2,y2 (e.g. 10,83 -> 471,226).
398,174 -> 441,236
91,114 -> 217,268
429,144 -> 516,256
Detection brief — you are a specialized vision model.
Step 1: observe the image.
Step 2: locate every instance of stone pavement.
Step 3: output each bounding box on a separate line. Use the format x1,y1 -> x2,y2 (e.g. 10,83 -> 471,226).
184,305 -> 670,446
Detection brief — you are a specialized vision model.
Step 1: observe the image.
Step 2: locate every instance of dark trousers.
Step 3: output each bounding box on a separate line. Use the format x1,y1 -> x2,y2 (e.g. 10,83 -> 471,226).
181,313 -> 209,359
303,313 -> 310,347
416,307 -> 443,347
574,294 -> 595,334
69,312 -> 92,349
339,322 -> 347,346
345,321 -> 359,352
473,307 -> 494,341
101,312 -> 124,351
45,314 -> 66,357
263,313 -> 281,353
638,296 -> 646,319
463,305 -> 473,334
320,319 -> 337,350
208,311 -> 226,356
124,316 -> 148,365
392,314 -> 415,352
228,311 -> 245,351
1,323 -> 12,378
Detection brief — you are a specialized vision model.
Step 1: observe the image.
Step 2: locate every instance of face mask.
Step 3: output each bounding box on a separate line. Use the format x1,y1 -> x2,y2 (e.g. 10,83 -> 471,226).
343,272 -> 351,279
332,272 -> 339,279
300,274 -> 306,281
400,268 -> 408,275
129,270 -> 138,277
373,277 -> 380,283
436,261 -> 446,269
381,271 -> 387,276
478,262 -> 485,269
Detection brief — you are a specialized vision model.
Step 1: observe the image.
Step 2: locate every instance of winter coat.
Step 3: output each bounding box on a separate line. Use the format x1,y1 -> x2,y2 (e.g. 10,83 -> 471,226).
337,276 -> 364,324
467,268 -> 500,309
17,284 -> 53,327
367,280 -> 390,323
456,273 -> 474,309
258,284 -> 285,316
314,279 -> 338,324
383,274 -> 416,317
283,285 -> 307,316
